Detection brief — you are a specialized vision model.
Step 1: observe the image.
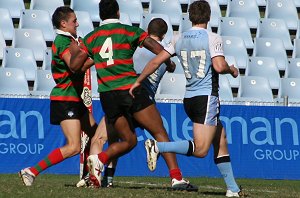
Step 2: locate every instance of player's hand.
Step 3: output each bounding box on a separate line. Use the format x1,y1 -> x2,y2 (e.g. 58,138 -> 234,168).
129,82 -> 141,98
230,65 -> 239,78
69,39 -> 81,56
166,60 -> 176,73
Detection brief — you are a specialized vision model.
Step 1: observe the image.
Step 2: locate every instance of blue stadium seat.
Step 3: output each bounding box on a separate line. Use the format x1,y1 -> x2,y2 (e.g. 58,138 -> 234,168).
149,0 -> 182,26
30,0 -> 64,16
117,0 -> 143,24
219,74 -> 234,102
75,11 -> 94,37
31,70 -> 55,96
226,0 -> 260,29
256,0 -> 266,6
237,76 -> 274,102
292,38 -> 300,58
218,0 -> 228,6
222,36 -> 249,69
42,49 -> 52,70
293,0 -> 300,7
139,13 -> 173,44
189,0 -> 221,28
0,8 -> 14,41
2,47 -> 37,81
0,67 -> 30,96
19,9 -> 55,42
285,58 -> 300,78
12,28 -> 47,61
119,12 -> 132,26
218,17 -> 254,49
156,73 -> 186,100
265,0 -> 298,30
253,37 -> 288,71
256,18 -> 293,50
245,57 -> 280,89
277,78 -> 300,103
0,31 -> 6,61
0,0 -> 25,19
70,0 -> 100,23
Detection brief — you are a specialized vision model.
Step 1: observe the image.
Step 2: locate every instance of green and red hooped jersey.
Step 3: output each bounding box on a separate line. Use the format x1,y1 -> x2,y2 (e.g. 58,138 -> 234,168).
50,34 -> 85,102
81,20 -> 148,93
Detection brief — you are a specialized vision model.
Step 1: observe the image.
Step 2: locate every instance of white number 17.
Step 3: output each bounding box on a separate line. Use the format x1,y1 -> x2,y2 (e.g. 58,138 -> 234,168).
180,50 -> 206,79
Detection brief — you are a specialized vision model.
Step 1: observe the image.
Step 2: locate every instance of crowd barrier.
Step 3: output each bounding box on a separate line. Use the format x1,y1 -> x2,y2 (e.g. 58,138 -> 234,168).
0,97 -> 299,180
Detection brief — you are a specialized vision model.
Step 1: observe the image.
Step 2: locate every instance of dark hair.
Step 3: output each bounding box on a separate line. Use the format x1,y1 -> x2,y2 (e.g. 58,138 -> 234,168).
148,18 -> 168,40
52,6 -> 75,29
99,0 -> 119,21
188,0 -> 211,25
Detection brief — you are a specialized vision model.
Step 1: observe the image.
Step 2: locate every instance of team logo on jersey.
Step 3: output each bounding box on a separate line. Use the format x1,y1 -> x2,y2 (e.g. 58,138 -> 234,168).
67,111 -> 74,117
214,42 -> 223,53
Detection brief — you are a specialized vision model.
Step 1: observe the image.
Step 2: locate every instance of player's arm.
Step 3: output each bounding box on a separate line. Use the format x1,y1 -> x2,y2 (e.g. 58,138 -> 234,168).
69,40 -> 89,72
129,50 -> 172,97
212,56 -> 238,78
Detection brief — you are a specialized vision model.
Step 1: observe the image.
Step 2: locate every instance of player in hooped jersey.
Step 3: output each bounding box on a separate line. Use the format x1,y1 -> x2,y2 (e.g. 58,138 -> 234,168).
129,1 -> 245,197
69,0 -> 197,190
19,7 -> 98,186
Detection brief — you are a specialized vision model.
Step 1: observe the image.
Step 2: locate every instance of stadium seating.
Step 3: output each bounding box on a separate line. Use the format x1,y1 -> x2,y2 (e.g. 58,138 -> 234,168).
252,37 -> 288,71
0,8 -> 14,41
285,58 -> 300,78
149,0 -> 182,26
31,70 -> 55,96
225,0 -> 260,29
218,17 -> 254,49
292,38 -> 300,58
12,28 -> 47,61
2,47 -> 37,81
29,0 -> 64,17
70,0 -> 100,23
119,12 -> 132,26
156,73 -> 186,99
179,14 -> 212,33
42,49 -> 52,70
219,74 -> 234,101
218,0 -> 228,6
245,57 -> 280,89
237,76 -> 274,102
256,18 -> 293,50
139,13 -> 173,44
224,56 -> 240,88
0,67 -> 30,95
0,31 -> 6,61
117,0 -> 143,24
19,9 -> 55,42
0,0 -> 25,19
265,0 -> 298,30
75,11 -> 94,37
221,36 -> 249,69
293,0 -> 300,7
256,0 -> 266,6
277,78 -> 300,103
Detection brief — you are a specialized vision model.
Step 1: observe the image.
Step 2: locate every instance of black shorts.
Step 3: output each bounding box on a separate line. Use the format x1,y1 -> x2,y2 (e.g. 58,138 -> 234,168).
50,100 -> 88,125
183,95 -> 220,126
100,86 -> 153,128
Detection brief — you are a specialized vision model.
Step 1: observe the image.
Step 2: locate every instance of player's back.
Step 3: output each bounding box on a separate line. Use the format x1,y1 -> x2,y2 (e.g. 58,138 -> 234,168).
83,20 -> 148,92
175,27 -> 220,98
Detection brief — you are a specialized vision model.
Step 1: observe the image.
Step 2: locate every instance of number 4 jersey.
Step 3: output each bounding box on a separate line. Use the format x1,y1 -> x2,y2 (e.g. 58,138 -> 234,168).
166,27 -> 224,98
80,19 -> 148,93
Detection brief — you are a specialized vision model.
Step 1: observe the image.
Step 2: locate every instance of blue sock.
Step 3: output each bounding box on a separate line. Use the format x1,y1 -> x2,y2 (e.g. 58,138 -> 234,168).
215,156 -> 240,193
156,140 -> 194,155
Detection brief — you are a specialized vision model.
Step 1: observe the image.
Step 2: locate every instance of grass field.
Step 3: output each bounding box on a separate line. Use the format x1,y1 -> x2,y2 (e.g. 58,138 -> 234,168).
0,175 -> 299,198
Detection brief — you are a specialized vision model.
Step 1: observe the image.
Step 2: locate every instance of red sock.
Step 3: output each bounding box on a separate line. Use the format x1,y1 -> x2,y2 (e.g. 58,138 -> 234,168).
169,168 -> 183,181
98,152 -> 109,165
29,148 -> 64,176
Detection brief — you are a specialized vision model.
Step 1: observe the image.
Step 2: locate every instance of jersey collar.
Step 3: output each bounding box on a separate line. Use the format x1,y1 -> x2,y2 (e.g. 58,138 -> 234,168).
55,29 -> 80,43
100,19 -> 121,26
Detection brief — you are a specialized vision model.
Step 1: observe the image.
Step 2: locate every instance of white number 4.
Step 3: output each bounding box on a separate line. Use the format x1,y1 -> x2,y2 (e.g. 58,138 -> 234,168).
99,37 -> 114,66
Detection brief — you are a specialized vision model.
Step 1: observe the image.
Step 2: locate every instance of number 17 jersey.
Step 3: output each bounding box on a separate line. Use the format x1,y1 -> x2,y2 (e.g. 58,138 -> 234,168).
174,27 -> 224,98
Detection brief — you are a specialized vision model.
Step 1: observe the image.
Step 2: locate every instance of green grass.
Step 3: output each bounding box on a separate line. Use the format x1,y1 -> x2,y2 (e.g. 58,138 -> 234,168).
0,175 -> 300,198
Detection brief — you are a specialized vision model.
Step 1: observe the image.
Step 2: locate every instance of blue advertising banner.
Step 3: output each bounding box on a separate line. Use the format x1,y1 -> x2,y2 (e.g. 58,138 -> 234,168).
0,98 -> 299,180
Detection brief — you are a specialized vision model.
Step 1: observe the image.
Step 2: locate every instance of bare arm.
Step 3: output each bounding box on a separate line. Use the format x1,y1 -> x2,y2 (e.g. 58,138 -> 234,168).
69,40 -> 89,72
212,56 -> 238,78
129,50 -> 172,97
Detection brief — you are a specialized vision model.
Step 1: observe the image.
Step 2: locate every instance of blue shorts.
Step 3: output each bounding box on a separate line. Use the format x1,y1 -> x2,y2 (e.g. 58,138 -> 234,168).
183,95 -> 220,126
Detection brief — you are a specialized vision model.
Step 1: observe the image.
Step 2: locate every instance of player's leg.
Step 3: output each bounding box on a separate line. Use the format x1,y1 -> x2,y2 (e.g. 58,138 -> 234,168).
213,123 -> 243,197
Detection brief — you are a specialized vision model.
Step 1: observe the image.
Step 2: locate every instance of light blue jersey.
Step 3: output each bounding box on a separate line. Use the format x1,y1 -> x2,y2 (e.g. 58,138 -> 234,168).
133,41 -> 168,99
173,27 -> 224,98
